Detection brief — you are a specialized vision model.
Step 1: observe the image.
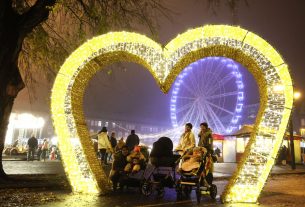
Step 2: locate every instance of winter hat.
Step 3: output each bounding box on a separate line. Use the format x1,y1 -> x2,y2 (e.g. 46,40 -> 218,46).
99,126 -> 107,133
134,145 -> 141,152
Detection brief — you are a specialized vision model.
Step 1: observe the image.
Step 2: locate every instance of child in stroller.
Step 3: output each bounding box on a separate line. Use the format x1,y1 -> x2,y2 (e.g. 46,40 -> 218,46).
180,147 -> 206,172
125,146 -> 146,174
176,146 -> 217,203
110,145 -> 148,191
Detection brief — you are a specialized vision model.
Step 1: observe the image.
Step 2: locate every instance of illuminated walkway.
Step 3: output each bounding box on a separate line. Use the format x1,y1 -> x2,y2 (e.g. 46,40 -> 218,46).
3,160 -> 305,177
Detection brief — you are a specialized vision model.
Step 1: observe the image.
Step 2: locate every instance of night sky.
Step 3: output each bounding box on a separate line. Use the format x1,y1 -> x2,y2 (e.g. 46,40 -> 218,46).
13,0 -> 305,127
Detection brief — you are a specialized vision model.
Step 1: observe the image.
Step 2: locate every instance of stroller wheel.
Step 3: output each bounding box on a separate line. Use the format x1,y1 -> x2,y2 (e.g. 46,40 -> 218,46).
176,182 -> 182,200
209,184 -> 217,199
118,183 -> 124,192
141,181 -> 152,196
112,182 -> 118,192
196,183 -> 201,204
196,190 -> 201,203
156,186 -> 165,198
176,190 -> 182,200
183,185 -> 192,198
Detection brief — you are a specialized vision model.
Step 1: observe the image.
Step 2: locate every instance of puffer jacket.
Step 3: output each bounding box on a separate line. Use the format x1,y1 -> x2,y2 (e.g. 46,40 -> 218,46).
98,132 -> 112,150
175,131 -> 195,152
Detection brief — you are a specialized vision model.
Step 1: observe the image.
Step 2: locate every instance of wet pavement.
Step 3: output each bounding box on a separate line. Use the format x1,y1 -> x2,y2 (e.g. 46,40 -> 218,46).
3,160 -> 65,175
2,160 -> 305,207
42,181 -> 228,207
3,160 -> 305,178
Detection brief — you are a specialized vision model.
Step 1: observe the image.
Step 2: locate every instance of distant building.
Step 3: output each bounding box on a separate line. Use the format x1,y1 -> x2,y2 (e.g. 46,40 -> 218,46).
85,117 -> 171,138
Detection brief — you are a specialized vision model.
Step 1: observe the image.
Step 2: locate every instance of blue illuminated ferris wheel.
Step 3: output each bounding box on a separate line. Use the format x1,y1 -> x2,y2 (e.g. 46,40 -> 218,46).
170,57 -> 244,134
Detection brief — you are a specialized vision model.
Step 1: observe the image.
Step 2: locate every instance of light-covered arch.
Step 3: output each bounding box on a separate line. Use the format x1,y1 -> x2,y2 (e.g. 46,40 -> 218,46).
51,25 -> 293,203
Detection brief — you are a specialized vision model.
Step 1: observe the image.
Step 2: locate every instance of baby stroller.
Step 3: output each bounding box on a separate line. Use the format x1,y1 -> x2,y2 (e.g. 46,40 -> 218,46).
176,147 -> 217,204
141,136 -> 180,197
141,154 -> 180,197
117,145 -> 149,192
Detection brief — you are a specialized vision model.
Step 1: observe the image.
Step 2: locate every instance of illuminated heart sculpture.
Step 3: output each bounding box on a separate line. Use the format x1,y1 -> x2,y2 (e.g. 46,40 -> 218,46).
51,25 -> 293,203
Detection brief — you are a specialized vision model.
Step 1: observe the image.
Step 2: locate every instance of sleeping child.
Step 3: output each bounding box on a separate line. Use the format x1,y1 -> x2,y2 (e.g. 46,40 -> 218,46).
180,147 -> 207,172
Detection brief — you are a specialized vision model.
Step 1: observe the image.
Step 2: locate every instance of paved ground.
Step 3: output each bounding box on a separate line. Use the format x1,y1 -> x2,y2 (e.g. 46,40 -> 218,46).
3,160 -> 65,175
3,160 -> 305,178
1,160 -> 305,207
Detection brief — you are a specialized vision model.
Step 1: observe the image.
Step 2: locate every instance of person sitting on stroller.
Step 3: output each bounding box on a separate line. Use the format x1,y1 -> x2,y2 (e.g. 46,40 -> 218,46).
124,145 -> 146,174
109,145 -> 130,190
180,147 -> 207,172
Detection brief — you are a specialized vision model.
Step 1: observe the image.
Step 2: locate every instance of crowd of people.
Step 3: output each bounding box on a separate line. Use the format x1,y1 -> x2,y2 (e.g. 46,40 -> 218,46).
25,120 -> 216,163
24,121 -> 219,194
26,135 -> 59,161
95,122 -> 217,190
97,127 -> 141,165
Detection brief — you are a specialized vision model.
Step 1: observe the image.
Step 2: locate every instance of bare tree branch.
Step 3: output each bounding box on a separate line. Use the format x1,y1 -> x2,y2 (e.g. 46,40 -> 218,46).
19,0 -> 56,37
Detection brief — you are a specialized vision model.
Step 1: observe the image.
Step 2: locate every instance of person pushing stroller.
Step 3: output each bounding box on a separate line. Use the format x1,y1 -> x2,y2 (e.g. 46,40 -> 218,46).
198,122 -> 213,151
175,123 -> 196,155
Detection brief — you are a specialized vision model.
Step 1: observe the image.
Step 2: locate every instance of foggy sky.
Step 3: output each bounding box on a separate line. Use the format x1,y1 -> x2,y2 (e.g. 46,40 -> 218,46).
13,0 -> 305,127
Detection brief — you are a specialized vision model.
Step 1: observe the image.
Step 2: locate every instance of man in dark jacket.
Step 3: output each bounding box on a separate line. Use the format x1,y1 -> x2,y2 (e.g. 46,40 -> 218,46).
110,145 -> 129,190
108,132 -> 118,162
125,130 -> 140,152
110,132 -> 117,150
27,135 -> 38,161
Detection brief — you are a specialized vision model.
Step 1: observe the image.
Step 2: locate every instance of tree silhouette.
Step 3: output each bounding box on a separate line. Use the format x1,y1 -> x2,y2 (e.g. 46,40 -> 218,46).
0,0 -> 172,178
0,0 -> 243,179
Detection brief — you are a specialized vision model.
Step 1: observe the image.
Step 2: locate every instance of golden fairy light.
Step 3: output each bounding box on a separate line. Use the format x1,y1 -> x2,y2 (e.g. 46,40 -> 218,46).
50,25 -> 293,202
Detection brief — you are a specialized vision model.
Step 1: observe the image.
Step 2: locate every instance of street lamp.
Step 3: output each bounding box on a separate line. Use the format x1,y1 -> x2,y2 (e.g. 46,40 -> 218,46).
294,91 -> 301,100
289,91 -> 301,170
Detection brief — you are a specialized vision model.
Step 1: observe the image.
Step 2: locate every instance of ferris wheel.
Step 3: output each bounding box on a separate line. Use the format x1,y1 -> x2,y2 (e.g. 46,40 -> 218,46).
170,57 -> 244,134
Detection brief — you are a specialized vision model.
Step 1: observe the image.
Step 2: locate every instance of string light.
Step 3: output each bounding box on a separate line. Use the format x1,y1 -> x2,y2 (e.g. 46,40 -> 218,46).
50,25 -> 293,202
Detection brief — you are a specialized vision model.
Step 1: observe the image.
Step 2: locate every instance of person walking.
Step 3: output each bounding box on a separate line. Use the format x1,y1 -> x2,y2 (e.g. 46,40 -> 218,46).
175,123 -> 196,154
280,145 -> 287,165
125,130 -> 140,152
41,138 -> 49,162
215,147 -> 221,157
108,132 -> 118,162
27,135 -> 38,161
115,137 -> 126,152
49,146 -> 57,160
98,126 -> 113,165
198,122 -> 213,151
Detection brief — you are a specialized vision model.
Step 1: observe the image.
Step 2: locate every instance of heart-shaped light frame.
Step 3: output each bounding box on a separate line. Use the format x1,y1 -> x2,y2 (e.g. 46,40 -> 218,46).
51,25 -> 293,203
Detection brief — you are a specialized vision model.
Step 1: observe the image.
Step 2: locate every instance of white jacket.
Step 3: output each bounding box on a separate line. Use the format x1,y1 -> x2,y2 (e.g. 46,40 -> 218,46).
98,132 -> 112,150
175,131 -> 195,152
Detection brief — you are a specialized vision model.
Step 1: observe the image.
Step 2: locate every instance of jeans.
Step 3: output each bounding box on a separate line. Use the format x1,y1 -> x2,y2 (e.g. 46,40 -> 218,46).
27,148 -> 36,161
41,149 -> 48,161
99,149 -> 108,164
